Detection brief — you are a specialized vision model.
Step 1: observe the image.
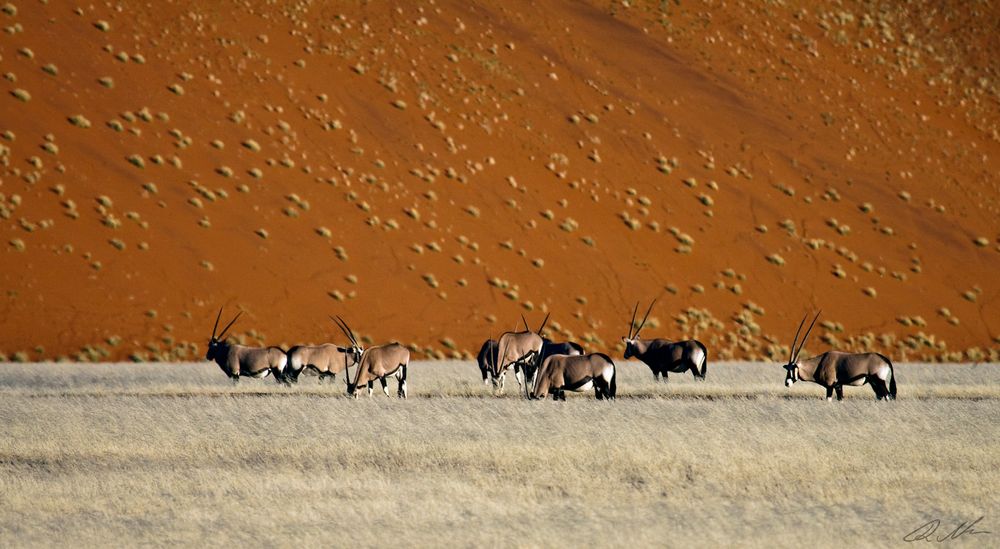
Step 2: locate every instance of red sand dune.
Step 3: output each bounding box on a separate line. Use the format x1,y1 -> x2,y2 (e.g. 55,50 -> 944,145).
1,0 -> 997,362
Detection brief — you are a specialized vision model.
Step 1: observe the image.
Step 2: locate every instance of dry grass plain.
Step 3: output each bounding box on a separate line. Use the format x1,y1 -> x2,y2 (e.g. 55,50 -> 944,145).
1,361 -> 998,548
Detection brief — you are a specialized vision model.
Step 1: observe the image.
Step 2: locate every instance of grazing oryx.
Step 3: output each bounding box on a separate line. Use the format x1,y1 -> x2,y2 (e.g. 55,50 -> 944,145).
621,300 -> 708,382
493,313 -> 550,396
783,311 -> 897,401
347,342 -> 410,399
284,316 -> 361,384
540,338 -> 585,361
476,338 -> 499,385
531,353 -> 617,401
205,307 -> 288,384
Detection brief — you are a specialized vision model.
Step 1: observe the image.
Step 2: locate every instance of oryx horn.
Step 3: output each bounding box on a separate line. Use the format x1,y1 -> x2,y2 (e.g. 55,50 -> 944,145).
634,299 -> 657,338
217,310 -> 242,341
537,312 -> 550,335
627,302 -> 639,339
788,313 -> 808,364
334,315 -> 360,347
794,310 -> 822,362
211,307 -> 223,339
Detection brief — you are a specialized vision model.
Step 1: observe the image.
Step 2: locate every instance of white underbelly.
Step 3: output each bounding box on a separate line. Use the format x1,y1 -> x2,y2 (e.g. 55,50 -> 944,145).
569,380 -> 594,392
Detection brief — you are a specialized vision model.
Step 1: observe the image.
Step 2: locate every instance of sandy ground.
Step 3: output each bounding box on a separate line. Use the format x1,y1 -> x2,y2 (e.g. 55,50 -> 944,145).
1,361 -> 997,547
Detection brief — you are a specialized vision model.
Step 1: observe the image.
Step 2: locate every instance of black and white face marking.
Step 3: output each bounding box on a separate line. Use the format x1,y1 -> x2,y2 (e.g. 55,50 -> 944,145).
622,337 -> 636,359
206,338 -> 221,360
784,363 -> 798,386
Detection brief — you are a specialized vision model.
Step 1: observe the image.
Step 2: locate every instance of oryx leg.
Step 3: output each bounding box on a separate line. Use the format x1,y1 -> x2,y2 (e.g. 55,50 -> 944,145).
397,365 -> 407,399
870,376 -> 888,400
835,385 -> 844,401
595,377 -> 610,400
367,380 -> 374,397
379,378 -> 389,397
272,367 -> 289,385
653,371 -> 661,382
514,364 -> 523,389
825,386 -> 834,401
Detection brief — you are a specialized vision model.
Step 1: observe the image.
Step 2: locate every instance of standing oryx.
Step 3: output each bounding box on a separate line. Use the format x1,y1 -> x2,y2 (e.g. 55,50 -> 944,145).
284,316 -> 361,384
531,353 -> 617,401
540,338 -> 585,361
621,300 -> 708,382
782,311 -> 897,401
476,338 -> 499,385
492,313 -> 550,396
347,342 -> 411,399
205,307 -> 289,384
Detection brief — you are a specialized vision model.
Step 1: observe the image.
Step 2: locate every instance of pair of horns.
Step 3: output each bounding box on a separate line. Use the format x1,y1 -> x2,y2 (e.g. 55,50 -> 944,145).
330,315 -> 359,348
628,299 -> 657,339
788,310 -> 821,364
211,307 -> 242,341
519,312 -> 550,335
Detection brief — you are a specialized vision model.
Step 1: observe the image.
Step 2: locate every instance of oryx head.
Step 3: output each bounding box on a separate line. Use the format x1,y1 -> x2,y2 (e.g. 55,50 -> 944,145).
622,300 -> 655,359
784,311 -> 820,386
206,307 -> 241,361
331,315 -> 363,395
331,315 -> 363,364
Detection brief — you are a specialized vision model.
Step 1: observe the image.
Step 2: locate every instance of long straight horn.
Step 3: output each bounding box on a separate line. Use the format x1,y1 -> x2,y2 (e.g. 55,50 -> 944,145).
788,313 -> 808,363
488,331 -> 497,375
794,310 -> 822,362
634,299 -> 657,338
217,311 -> 242,341
627,302 -> 638,339
537,312 -> 550,335
520,314 -> 529,332
211,307 -> 223,339
330,315 -> 355,346
336,315 -> 360,347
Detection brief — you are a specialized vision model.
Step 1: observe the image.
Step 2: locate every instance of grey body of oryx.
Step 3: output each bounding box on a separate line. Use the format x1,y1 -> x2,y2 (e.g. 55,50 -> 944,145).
490,313 -> 551,395
285,344 -> 356,384
783,312 -> 897,401
476,339 -> 498,385
494,329 -> 544,395
205,308 -> 288,384
622,300 -> 707,382
540,339 -> 584,361
348,343 -> 411,398
285,316 -> 362,384
532,353 -> 616,401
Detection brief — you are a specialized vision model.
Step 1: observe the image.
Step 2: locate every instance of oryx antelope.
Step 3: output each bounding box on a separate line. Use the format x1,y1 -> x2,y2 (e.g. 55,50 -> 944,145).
347,342 -> 410,398
783,312 -> 897,401
531,353 -> 617,401
540,338 -> 585,361
476,338 -> 499,385
621,300 -> 708,382
493,313 -> 550,396
205,307 -> 289,384
284,316 -> 361,384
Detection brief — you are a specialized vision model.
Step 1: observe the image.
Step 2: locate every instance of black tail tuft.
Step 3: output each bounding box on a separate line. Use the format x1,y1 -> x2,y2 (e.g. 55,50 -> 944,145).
877,353 -> 897,400
695,341 -> 708,379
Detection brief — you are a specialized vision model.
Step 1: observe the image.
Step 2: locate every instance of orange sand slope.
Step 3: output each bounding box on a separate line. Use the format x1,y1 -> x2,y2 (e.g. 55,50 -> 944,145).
1,1 -> 997,362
